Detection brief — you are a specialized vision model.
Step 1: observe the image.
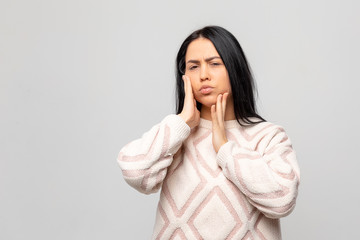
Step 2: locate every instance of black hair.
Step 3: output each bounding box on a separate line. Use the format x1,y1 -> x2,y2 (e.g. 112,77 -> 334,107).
175,25 -> 267,127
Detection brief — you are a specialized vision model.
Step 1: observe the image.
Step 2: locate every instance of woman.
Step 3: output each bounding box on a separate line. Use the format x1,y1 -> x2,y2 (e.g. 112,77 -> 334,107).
117,25 -> 300,240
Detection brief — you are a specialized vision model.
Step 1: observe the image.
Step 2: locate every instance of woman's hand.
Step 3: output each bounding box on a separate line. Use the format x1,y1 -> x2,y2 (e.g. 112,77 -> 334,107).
178,75 -> 200,129
211,92 -> 229,153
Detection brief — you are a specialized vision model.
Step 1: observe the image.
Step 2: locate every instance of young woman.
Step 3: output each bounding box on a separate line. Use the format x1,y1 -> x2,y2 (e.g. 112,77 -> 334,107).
117,25 -> 300,240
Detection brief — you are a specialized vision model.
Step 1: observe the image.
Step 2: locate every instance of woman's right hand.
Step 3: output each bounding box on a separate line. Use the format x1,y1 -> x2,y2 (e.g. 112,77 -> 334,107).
178,75 -> 200,129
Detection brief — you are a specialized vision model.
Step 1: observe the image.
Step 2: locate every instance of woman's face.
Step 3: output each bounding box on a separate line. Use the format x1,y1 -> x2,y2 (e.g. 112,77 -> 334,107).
184,37 -> 232,108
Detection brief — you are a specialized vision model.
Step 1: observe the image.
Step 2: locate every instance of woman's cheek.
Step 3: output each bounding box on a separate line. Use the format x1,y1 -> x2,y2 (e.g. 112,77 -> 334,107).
194,92 -> 202,102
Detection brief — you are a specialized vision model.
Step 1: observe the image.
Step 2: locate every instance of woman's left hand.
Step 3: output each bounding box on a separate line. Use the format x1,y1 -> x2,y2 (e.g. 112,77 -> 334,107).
211,92 -> 229,153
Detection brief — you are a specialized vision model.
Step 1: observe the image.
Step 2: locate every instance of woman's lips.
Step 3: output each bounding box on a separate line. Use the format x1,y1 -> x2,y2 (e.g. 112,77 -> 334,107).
200,87 -> 213,94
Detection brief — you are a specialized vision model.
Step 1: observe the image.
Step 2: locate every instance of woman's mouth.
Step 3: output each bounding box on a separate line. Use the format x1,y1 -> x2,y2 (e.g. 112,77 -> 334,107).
200,87 -> 214,94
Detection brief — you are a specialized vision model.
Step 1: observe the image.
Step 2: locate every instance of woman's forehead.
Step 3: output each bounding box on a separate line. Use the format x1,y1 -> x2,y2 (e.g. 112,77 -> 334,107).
186,38 -> 219,61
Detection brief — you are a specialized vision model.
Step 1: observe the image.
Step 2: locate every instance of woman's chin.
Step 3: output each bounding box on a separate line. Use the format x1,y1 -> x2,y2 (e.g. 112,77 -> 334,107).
195,95 -> 218,108
197,100 -> 217,108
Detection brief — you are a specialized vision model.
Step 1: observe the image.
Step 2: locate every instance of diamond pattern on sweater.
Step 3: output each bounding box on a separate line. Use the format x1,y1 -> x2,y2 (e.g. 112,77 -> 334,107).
169,228 -> 186,240
162,149 -> 206,217
193,130 -> 222,178
188,186 -> 242,239
118,115 -> 300,240
153,204 -> 169,240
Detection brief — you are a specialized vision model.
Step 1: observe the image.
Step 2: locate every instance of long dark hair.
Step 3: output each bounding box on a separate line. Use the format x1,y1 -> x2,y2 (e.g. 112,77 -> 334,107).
175,25 -> 266,127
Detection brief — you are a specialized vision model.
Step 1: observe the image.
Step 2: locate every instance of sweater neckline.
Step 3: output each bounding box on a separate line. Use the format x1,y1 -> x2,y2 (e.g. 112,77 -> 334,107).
198,117 -> 261,129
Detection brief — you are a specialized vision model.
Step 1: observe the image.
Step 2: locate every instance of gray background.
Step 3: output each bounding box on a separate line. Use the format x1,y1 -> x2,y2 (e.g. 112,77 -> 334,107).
1,0 -> 359,239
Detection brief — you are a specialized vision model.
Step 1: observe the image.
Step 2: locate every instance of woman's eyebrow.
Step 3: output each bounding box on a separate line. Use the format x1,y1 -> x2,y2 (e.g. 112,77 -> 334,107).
186,56 -> 221,64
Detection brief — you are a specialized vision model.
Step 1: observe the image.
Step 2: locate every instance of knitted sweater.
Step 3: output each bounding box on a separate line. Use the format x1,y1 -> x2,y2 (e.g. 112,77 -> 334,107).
117,114 -> 300,240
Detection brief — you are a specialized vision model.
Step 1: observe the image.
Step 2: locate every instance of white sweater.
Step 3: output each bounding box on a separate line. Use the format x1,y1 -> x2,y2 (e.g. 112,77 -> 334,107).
117,114 -> 300,240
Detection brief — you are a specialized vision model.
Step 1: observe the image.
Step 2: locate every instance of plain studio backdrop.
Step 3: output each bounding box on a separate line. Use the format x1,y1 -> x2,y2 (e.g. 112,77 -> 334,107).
1,0 -> 359,239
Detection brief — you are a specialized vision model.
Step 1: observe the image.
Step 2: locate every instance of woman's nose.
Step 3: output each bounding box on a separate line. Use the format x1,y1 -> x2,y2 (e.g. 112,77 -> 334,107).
200,64 -> 209,81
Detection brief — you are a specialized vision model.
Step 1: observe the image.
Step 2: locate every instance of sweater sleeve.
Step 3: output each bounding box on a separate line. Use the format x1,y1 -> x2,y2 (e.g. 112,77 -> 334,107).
216,125 -> 300,219
117,114 -> 191,194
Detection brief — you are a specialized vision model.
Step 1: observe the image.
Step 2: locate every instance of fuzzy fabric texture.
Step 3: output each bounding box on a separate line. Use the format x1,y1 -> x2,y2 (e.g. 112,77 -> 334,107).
117,114 -> 300,240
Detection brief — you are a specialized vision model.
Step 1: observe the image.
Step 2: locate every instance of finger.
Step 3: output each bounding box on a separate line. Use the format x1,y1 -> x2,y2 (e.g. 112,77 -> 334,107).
187,76 -> 195,98
211,104 -> 218,127
185,76 -> 194,97
187,78 -> 196,105
216,94 -> 224,127
183,76 -> 193,107
222,92 -> 228,118
182,75 -> 187,94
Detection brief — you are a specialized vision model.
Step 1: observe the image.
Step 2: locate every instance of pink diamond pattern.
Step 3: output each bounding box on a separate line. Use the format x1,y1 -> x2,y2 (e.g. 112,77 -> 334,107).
193,130 -> 222,178
154,204 -> 169,240
169,228 -> 187,240
225,180 -> 256,220
162,148 -> 206,217
188,186 -> 242,239
254,214 -> 267,240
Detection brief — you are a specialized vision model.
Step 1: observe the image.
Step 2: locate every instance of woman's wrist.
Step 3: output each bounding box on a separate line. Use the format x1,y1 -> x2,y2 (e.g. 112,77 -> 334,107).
177,113 -> 191,128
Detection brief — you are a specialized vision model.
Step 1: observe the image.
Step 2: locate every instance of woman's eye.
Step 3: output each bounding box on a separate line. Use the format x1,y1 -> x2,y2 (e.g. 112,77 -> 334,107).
211,62 -> 221,66
189,65 -> 198,70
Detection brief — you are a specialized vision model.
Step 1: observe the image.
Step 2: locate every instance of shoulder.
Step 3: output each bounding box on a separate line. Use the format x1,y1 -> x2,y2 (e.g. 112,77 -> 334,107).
235,117 -> 289,143
232,117 -> 291,153
238,117 -> 283,132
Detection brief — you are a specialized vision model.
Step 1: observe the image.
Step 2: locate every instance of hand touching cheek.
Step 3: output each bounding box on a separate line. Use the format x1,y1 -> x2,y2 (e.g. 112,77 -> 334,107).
178,75 -> 200,129
211,92 -> 229,153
